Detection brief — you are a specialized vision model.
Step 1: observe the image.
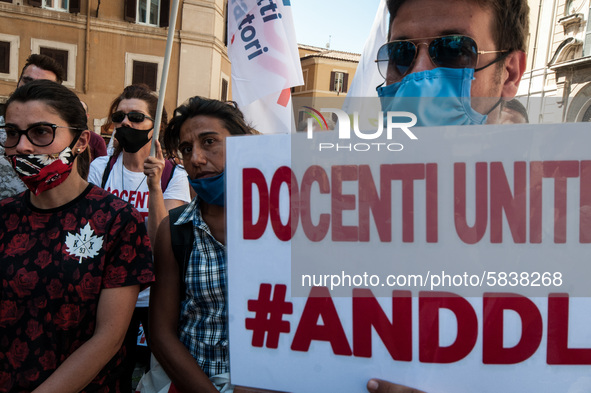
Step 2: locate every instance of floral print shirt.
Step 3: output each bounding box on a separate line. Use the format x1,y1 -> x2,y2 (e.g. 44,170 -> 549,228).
0,184 -> 154,392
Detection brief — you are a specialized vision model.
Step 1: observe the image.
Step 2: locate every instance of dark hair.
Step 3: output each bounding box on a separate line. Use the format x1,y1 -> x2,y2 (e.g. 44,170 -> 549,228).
387,0 -> 529,53
6,79 -> 91,178
20,54 -> 66,84
163,96 -> 253,155
7,79 -> 87,131
503,98 -> 529,123
106,84 -> 168,156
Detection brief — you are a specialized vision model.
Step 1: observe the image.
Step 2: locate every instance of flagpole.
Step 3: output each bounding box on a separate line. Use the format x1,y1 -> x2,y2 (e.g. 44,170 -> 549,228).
150,0 -> 181,156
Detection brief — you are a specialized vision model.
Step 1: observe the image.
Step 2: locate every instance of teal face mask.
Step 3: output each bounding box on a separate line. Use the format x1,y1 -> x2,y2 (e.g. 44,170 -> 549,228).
188,172 -> 225,206
377,68 -> 499,127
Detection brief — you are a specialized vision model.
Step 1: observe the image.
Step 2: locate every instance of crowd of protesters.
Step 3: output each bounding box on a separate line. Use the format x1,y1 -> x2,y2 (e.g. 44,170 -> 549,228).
0,53 -> 253,393
0,0 -> 533,390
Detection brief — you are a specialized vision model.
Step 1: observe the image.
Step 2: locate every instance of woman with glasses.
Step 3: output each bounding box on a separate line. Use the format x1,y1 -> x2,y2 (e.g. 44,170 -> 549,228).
0,79 -> 154,392
87,84 -> 191,391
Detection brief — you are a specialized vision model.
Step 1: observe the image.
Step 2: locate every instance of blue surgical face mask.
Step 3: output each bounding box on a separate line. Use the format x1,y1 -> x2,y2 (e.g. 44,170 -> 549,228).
188,172 -> 225,206
377,68 -> 498,127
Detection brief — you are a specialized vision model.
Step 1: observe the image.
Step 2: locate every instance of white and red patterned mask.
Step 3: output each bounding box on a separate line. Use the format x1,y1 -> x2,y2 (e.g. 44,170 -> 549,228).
7,146 -> 77,195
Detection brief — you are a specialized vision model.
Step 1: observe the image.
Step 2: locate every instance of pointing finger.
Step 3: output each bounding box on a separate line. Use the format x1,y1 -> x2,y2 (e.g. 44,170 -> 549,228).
155,139 -> 164,160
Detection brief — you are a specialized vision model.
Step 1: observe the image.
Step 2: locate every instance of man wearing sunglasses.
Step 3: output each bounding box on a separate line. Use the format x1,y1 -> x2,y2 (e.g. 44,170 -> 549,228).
376,0 -> 528,126
365,1 -> 528,392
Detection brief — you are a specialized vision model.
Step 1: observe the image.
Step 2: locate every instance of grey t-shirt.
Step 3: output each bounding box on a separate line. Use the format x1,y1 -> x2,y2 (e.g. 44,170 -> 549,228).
0,151 -> 26,200
0,115 -> 27,200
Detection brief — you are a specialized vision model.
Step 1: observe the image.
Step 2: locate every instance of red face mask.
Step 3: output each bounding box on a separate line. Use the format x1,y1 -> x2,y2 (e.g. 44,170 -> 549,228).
7,146 -> 77,196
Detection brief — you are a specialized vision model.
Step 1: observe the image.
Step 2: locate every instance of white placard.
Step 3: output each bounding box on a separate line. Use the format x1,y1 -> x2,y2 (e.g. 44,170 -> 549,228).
227,124 -> 591,393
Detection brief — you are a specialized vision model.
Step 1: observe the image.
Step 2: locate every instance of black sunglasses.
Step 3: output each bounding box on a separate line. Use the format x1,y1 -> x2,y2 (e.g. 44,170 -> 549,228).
376,35 -> 509,82
111,111 -> 154,123
0,123 -> 84,148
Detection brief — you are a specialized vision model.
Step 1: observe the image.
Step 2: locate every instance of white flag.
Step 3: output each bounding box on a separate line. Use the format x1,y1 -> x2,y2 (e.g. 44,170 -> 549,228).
228,0 -> 303,134
342,0 -> 389,105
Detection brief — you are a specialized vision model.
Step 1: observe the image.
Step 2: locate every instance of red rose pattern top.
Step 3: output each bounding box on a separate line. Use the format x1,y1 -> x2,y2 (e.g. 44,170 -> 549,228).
0,184 -> 154,392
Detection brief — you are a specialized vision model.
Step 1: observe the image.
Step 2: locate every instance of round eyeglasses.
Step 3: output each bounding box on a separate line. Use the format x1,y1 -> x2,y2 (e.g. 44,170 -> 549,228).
0,123 -> 84,148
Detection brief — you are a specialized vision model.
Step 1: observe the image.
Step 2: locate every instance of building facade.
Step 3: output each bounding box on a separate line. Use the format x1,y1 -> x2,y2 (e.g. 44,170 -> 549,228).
292,44 -> 360,130
520,0 -> 591,123
0,0 -> 231,136
293,44 -> 360,98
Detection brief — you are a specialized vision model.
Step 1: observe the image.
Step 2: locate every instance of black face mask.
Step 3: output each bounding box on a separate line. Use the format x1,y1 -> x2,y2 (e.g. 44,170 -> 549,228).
114,125 -> 152,153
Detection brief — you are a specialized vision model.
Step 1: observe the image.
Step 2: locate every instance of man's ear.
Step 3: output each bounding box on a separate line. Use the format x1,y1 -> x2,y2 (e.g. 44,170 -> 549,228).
74,130 -> 91,154
501,50 -> 527,99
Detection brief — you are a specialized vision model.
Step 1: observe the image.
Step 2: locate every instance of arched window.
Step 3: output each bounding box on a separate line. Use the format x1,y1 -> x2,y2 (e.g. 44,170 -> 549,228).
582,102 -> 591,121
566,0 -> 575,15
585,3 -> 591,55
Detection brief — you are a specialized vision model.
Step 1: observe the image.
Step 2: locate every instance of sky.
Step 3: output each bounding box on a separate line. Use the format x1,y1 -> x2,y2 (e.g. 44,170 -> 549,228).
291,0 -> 382,54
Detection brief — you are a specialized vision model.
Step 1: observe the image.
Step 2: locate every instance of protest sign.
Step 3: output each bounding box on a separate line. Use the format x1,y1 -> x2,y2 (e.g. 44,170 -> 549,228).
227,124 -> 591,392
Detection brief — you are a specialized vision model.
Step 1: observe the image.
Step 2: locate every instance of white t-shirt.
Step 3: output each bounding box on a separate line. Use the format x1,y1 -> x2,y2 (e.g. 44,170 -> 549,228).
88,154 -> 191,307
89,154 -> 191,220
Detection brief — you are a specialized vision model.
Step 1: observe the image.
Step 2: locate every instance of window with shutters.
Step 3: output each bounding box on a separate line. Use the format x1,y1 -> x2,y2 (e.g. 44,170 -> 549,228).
137,0 -> 160,26
42,0 -> 68,11
31,39 -> 77,88
34,0 -> 80,13
124,0 -> 169,27
40,47 -> 69,78
132,61 -> 158,91
0,34 -> 19,82
330,71 -> 349,93
0,42 -> 9,74
125,53 -> 163,92
221,78 -> 229,101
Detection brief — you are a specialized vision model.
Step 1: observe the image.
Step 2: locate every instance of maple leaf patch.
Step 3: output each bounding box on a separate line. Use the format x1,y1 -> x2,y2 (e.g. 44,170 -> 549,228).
65,223 -> 103,263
